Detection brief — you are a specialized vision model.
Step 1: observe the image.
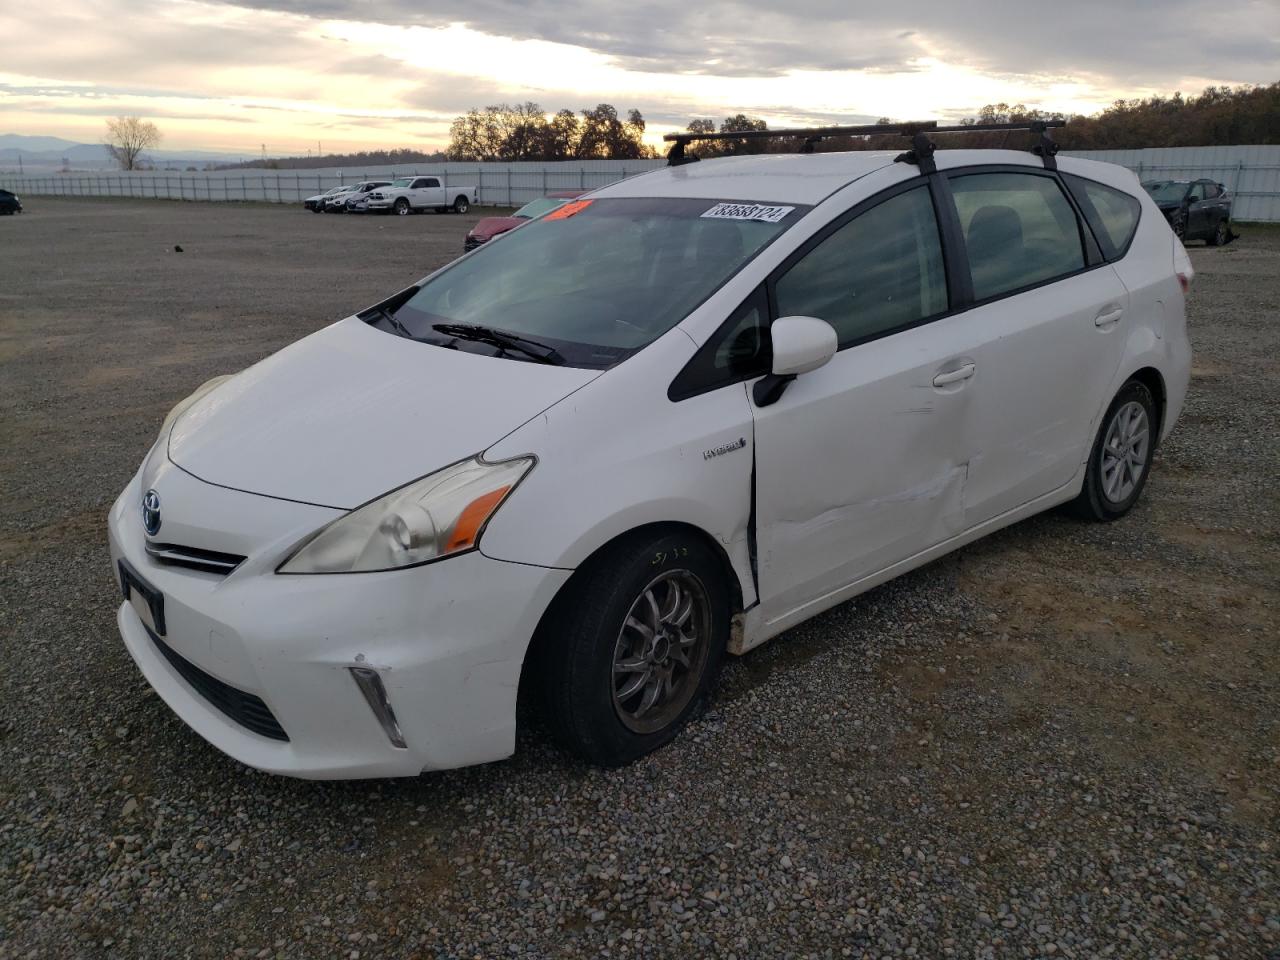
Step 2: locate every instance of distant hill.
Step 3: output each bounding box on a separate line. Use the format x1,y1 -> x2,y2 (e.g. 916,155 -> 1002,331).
0,134 -> 253,172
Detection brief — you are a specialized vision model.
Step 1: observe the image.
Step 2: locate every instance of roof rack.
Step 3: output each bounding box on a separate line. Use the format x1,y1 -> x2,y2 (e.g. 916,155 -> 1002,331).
662,119 -> 1065,172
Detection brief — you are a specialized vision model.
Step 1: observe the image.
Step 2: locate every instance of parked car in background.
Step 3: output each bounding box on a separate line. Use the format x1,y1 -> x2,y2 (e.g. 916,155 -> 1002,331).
326,181 -> 391,213
0,189 -> 22,214
464,191 -> 586,251
1142,179 -> 1233,245
345,184 -> 393,214
303,186 -> 351,213
367,177 -> 478,216
108,144 -> 1191,779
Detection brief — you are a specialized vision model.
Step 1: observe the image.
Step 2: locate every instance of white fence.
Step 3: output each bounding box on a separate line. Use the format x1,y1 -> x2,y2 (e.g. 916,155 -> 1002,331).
3,146 -> 1278,221
0,160 -> 665,208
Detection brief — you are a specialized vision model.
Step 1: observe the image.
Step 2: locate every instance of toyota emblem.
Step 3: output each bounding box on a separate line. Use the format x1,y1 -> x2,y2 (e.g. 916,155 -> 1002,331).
142,489 -> 162,536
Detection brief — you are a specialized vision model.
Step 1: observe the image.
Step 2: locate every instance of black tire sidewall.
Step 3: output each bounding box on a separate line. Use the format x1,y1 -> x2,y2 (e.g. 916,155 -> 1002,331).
544,531 -> 729,766
1080,380 -> 1158,521
395,199 -> 409,215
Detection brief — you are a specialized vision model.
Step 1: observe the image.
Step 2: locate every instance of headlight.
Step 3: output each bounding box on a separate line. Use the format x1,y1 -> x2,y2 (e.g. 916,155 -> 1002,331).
277,456 -> 534,574
158,375 -> 233,442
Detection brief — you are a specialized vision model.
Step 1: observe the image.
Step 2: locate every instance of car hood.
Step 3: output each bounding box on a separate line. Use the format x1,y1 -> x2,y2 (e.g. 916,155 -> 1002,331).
469,216 -> 524,240
167,317 -> 597,509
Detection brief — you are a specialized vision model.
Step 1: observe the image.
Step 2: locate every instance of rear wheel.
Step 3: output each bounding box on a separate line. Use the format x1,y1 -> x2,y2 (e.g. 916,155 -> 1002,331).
1069,380 -> 1158,521
394,198 -> 411,216
452,196 -> 470,214
1170,213 -> 1187,242
534,530 -> 729,766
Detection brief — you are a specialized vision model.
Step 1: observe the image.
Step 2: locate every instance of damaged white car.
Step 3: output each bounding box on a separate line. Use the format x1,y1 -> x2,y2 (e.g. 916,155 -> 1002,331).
108,127 -> 1192,778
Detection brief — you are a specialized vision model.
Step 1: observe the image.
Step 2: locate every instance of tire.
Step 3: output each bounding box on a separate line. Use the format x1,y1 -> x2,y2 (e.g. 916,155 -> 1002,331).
1170,213 -> 1186,242
1069,380 -> 1158,522
1209,219 -> 1229,247
452,196 -> 470,214
533,529 -> 730,766
394,198 -> 411,216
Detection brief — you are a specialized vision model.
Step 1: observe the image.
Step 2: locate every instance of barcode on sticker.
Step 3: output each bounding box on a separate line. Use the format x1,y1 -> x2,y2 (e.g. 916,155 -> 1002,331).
701,202 -> 794,223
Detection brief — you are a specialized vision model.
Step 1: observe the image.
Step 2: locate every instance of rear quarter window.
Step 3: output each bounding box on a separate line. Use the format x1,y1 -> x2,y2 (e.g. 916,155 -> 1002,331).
1063,175 -> 1142,261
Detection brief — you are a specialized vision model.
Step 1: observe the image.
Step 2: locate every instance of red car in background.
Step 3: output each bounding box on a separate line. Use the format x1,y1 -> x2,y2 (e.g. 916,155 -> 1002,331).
463,190 -> 586,251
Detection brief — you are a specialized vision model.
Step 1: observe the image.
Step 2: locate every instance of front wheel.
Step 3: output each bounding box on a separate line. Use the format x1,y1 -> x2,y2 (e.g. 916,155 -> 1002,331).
1069,380 -> 1158,521
452,196 -> 470,214
394,198 -> 411,216
534,530 -> 729,766
1209,219 -> 1230,246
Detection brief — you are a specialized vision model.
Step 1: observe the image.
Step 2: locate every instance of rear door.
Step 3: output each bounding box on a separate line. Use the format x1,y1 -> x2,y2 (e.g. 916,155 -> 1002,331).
941,167 -> 1129,524
1185,181 -> 1210,238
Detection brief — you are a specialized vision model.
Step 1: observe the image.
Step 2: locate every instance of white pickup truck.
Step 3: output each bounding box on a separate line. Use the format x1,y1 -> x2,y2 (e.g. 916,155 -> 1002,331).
366,177 -> 478,215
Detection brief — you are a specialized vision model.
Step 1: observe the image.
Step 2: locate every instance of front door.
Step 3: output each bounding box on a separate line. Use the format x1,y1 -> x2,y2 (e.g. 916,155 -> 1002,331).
753,181 -> 983,627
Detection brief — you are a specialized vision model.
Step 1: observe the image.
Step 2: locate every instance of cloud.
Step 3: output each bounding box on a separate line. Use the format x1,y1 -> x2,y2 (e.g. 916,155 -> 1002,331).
214,0 -> 1280,86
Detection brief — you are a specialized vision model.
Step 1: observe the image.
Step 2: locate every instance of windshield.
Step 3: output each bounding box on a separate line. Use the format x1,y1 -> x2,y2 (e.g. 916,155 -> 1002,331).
512,197 -> 565,220
1143,181 -> 1190,204
389,178 -> 412,188
377,197 -> 807,368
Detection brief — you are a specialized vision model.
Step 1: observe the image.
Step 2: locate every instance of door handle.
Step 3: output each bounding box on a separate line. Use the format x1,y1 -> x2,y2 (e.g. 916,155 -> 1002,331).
1094,307 -> 1124,328
932,363 -> 976,387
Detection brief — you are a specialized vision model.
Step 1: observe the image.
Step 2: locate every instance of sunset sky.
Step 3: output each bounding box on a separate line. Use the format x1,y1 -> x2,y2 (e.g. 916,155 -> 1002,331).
2,0 -> 1277,155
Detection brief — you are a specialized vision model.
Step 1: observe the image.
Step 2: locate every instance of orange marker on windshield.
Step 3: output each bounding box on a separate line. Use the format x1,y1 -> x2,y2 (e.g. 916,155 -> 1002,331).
542,199 -> 593,221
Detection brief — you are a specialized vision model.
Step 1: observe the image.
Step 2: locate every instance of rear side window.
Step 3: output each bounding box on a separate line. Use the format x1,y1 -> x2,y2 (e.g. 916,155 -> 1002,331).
950,172 -> 1085,301
1063,175 -> 1142,261
773,185 -> 948,347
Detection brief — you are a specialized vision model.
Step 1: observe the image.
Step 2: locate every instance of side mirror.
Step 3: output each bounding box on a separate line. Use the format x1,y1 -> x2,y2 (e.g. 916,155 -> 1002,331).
754,315 -> 837,407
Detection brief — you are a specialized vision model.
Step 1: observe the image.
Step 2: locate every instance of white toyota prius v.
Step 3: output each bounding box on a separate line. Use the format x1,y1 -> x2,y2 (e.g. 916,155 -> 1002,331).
108,123 -> 1193,779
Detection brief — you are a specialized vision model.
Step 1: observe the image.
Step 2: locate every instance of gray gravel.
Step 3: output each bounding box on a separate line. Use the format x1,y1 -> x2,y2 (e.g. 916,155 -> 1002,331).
1,200 -> 1277,959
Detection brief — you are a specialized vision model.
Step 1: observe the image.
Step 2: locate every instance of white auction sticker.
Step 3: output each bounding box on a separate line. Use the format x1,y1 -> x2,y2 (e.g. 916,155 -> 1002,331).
701,202 -> 795,224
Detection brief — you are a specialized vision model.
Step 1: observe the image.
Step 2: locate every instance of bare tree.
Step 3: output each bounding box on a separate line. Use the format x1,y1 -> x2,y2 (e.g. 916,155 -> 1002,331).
105,116 -> 161,171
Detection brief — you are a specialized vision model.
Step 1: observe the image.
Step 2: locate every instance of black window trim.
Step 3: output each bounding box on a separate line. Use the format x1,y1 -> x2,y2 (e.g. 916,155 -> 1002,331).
1062,171 -> 1144,262
668,163 -> 1112,402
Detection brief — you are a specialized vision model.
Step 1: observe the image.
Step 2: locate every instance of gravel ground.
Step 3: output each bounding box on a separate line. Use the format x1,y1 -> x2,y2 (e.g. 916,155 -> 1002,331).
1,199 -> 1277,959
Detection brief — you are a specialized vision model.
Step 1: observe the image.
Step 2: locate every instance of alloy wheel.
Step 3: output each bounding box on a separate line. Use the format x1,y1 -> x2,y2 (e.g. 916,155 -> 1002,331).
1100,400 -> 1150,504
611,570 -> 711,735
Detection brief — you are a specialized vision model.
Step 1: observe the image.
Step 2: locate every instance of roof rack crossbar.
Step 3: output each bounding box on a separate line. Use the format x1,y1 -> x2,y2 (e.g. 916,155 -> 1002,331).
663,118 -> 1067,169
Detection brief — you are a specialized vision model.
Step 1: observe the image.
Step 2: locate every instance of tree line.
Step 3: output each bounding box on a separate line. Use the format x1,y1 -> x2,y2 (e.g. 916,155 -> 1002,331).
678,83 -> 1280,157
447,103 -> 651,161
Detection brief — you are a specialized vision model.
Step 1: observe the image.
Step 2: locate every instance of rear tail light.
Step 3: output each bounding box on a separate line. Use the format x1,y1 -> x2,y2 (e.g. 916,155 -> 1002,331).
1177,272 -> 1192,295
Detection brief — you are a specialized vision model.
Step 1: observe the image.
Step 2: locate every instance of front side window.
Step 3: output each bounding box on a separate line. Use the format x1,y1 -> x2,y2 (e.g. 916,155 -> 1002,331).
1143,181 -> 1190,204
1064,175 -> 1142,261
1187,183 -> 1206,202
380,197 -> 808,368
773,185 -> 948,347
513,197 -> 563,220
951,172 -> 1085,301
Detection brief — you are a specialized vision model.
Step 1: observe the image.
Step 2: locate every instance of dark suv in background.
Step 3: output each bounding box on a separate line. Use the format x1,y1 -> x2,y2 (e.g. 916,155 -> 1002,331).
0,189 -> 22,214
1142,178 -> 1233,245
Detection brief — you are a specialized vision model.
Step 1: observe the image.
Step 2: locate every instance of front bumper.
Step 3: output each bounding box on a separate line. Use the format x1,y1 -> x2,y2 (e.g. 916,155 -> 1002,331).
107,467 -> 570,779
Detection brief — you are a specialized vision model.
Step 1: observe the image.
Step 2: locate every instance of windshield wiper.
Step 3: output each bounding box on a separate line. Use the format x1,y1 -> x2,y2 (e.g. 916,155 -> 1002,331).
431,323 -> 565,365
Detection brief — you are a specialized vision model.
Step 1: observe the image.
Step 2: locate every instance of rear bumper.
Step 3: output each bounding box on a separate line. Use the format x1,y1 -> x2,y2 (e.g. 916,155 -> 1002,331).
108,469 -> 571,779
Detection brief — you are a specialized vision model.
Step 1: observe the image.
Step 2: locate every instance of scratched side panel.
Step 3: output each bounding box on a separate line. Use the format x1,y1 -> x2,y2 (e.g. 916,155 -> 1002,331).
751,311 -> 983,624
